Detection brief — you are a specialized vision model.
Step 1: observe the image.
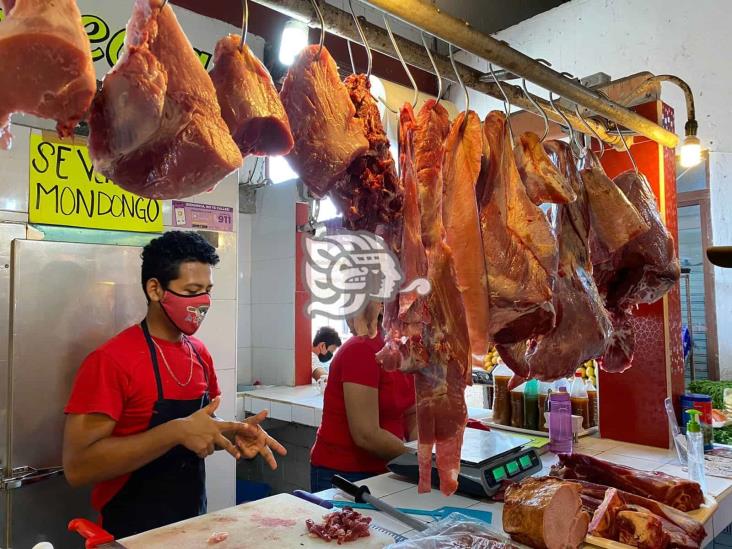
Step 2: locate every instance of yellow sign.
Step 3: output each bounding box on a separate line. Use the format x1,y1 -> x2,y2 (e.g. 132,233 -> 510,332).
28,133 -> 163,233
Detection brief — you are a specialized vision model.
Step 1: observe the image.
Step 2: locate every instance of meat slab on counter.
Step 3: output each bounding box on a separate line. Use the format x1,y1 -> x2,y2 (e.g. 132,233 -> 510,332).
209,35 -> 293,157
280,45 -> 369,199
89,0 -> 242,199
503,477 -> 590,549
0,0 -> 96,149
305,507 -> 372,544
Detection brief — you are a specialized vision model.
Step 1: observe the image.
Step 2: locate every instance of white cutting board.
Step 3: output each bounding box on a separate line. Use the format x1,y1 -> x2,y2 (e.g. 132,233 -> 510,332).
120,493 -> 399,548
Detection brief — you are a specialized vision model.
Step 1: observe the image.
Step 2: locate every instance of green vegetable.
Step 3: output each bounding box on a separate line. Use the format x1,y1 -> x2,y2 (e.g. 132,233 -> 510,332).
688,380 -> 732,409
714,425 -> 732,445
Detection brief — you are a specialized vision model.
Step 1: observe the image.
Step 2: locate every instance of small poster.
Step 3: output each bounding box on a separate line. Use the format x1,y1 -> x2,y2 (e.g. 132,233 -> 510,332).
172,201 -> 234,232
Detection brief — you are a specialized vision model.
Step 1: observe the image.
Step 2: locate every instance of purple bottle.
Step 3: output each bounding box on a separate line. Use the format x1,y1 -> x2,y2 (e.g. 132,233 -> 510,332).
548,389 -> 573,454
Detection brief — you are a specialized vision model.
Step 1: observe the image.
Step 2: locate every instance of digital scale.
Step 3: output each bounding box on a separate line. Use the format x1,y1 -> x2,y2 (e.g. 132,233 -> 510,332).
387,428 -> 543,497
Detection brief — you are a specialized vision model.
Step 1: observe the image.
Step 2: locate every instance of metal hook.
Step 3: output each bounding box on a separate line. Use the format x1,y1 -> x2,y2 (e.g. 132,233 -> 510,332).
160,0 -> 169,9
521,78 -> 549,143
347,40 -> 356,74
614,124 -> 639,175
449,44 -> 469,117
575,104 -> 605,158
559,72 -> 587,158
422,33 -> 442,105
310,0 -> 325,58
348,0 -> 372,78
488,63 -> 514,146
384,15 -> 418,109
238,0 -> 249,52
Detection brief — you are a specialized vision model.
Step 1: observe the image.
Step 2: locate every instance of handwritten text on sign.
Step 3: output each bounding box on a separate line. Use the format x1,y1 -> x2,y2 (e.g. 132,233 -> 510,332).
29,134 -> 163,233
172,201 -> 234,232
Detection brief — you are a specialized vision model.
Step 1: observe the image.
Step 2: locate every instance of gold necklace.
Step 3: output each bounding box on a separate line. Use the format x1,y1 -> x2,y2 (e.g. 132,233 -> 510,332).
153,338 -> 195,387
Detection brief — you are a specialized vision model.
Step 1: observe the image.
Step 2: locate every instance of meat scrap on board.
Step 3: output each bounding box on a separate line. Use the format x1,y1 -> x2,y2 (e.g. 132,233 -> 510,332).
209,35 -> 294,157
0,0 -> 96,149
89,0 -> 242,199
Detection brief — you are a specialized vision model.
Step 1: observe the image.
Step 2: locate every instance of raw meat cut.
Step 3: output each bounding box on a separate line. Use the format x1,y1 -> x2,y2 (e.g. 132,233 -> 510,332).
588,487 -> 624,539
503,477 -> 590,549
479,111 -> 557,345
280,46 -> 369,198
443,110 -> 490,367
617,510 -> 670,549
412,100 -> 471,496
552,453 -> 703,512
305,507 -> 372,544
514,132 -> 576,205
89,0 -> 242,199
209,35 -> 293,156
207,531 -> 229,544
581,154 -> 649,253
330,74 -> 403,233
498,140 -> 612,382
0,0 -> 96,149
591,169 -> 680,373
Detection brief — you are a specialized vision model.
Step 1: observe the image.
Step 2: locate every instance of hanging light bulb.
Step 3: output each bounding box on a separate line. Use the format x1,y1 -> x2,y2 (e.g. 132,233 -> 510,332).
680,120 -> 701,168
278,19 -> 308,66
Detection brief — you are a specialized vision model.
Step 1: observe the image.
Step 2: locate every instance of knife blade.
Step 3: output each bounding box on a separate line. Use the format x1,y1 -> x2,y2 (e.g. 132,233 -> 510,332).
68,518 -> 126,548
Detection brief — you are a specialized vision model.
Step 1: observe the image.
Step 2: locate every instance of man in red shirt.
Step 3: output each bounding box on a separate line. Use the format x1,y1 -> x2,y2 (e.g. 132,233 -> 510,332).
63,231 -> 286,538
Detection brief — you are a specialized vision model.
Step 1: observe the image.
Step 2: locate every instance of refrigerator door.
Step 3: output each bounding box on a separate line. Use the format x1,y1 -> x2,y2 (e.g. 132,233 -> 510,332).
5,239 -> 146,549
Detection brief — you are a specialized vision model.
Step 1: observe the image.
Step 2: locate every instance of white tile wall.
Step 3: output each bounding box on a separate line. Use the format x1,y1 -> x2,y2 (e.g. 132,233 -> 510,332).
251,303 -> 295,350
197,299 -> 237,371
251,258 -> 295,304
237,347 -> 252,386
252,347 -> 296,386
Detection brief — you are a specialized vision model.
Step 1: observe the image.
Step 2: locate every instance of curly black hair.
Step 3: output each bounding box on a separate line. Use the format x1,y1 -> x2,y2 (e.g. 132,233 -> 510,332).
313,326 -> 342,348
141,231 -> 220,295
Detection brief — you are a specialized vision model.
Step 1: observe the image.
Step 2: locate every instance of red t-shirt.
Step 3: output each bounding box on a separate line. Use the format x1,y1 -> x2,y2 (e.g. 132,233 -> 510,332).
310,334 -> 415,473
64,324 -> 220,514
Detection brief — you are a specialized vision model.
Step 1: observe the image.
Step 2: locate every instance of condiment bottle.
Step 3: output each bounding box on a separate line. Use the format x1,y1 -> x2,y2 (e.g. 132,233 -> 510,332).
510,383 -> 525,428
538,382 -> 551,431
549,389 -> 573,454
523,379 -> 540,431
570,373 -> 590,430
491,362 -> 512,425
553,378 -> 570,393
686,409 -> 707,493
586,378 -> 599,427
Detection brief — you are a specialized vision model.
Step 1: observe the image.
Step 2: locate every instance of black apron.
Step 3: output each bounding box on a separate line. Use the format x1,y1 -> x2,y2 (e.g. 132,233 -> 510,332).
101,320 -> 210,539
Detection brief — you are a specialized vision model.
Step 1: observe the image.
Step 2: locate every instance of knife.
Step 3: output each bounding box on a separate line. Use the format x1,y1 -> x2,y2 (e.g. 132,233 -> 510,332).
331,475 -> 428,532
68,519 -> 126,548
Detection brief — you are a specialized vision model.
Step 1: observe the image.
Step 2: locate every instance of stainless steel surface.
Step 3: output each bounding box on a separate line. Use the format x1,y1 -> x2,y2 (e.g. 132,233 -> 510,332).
5,239 -> 146,549
253,0 -> 632,146
360,0 -> 679,148
1,465 -> 64,491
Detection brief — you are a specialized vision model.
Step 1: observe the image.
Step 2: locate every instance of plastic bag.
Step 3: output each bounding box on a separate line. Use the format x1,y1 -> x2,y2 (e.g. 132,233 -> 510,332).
384,513 -> 517,549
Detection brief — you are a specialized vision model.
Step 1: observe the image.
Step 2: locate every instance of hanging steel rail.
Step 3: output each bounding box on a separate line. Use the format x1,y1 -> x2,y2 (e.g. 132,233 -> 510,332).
251,0 -> 677,148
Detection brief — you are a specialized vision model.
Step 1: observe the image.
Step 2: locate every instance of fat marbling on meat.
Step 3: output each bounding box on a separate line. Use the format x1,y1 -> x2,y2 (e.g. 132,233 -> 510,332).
89,0 -> 242,199
514,131 -> 576,205
0,0 -> 96,149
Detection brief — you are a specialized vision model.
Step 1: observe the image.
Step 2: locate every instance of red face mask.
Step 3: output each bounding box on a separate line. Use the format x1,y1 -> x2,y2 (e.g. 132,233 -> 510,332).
160,289 -> 211,335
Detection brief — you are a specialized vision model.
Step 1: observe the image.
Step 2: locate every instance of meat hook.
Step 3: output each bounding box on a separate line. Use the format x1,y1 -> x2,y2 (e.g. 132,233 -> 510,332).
310,0 -> 325,58
559,71 -> 588,159
521,77 -> 549,143
421,33 -> 442,105
449,44 -> 469,130
614,124 -> 639,176
239,0 -> 249,52
575,104 -> 606,158
347,0 -> 397,114
160,0 -> 169,9
347,40 -> 357,74
488,63 -> 514,146
384,15 -> 418,109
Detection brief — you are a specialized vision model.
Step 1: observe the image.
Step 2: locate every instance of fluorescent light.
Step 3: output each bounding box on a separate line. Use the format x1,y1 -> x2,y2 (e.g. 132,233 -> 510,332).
680,135 -> 701,168
279,20 -> 309,66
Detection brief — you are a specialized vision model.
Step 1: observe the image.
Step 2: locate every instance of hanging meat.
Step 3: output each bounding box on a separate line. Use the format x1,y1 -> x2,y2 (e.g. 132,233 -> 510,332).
497,141 -> 611,382
329,74 -> 403,234
209,35 -> 294,157
589,168 -> 680,372
479,111 -> 558,345
89,0 -> 242,199
280,46 -> 369,199
0,0 -> 96,149
514,132 -> 576,205
443,111 -> 490,366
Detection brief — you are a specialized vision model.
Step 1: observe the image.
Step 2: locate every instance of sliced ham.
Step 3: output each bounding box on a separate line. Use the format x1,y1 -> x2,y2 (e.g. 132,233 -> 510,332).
89,0 -> 242,199
280,46 -> 369,198
503,477 -> 589,549
209,35 -> 293,157
0,0 -> 96,148
514,132 -> 576,205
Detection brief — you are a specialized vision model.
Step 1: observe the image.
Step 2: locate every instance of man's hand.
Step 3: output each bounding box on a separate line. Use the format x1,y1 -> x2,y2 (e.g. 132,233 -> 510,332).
177,397 -> 247,460
229,410 -> 287,470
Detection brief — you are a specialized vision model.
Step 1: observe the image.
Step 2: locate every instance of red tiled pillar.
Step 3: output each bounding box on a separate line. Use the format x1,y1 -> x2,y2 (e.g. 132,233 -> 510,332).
597,101 -> 684,448
294,202 -> 312,386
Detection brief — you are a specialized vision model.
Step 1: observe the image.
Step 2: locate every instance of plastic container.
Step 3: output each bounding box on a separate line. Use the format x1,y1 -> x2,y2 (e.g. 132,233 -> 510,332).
538,382 -> 551,431
549,389 -> 573,454
510,383 -> 525,428
553,378 -> 570,394
686,409 -> 707,493
491,363 -> 512,425
523,379 -> 540,430
586,378 -> 599,427
570,373 -> 590,429
681,393 -> 713,451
